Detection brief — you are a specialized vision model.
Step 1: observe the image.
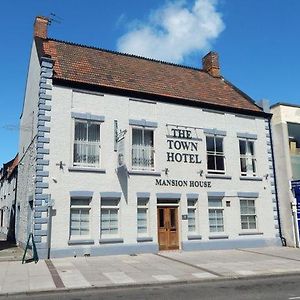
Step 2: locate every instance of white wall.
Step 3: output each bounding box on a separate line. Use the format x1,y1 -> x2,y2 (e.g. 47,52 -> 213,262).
45,87 -> 277,251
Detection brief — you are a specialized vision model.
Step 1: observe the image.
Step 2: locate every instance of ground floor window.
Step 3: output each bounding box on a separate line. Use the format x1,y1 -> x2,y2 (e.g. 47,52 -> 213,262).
101,199 -> 119,236
208,198 -> 224,232
240,199 -> 256,229
70,198 -> 91,237
137,198 -> 149,235
187,199 -> 198,233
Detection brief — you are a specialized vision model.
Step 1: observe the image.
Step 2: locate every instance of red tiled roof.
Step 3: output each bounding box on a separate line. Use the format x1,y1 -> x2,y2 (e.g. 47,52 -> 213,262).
36,38 -> 262,114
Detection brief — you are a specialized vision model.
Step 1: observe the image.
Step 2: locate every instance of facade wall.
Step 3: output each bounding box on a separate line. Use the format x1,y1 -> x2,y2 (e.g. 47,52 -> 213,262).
41,86 -> 280,257
17,41 -> 41,247
271,105 -> 300,247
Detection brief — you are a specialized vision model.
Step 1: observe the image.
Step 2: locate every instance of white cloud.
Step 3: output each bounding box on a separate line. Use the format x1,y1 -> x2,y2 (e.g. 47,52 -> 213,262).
117,0 -> 225,64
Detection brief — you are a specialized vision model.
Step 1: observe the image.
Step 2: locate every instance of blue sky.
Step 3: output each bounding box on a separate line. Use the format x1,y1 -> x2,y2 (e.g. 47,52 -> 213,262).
0,0 -> 300,165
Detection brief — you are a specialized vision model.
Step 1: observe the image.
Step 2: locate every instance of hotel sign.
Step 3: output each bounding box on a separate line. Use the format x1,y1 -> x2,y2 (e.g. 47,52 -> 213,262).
166,128 -> 202,164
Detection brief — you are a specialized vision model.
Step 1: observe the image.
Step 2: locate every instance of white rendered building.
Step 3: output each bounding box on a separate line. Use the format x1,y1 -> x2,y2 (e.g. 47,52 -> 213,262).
17,16 -> 281,258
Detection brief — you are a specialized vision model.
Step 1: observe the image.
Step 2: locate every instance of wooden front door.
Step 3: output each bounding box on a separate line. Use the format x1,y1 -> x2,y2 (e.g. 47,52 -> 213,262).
157,207 -> 179,250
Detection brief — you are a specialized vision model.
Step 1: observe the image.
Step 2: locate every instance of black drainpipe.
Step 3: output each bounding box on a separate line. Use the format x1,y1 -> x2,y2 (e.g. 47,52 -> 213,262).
268,117 -> 285,246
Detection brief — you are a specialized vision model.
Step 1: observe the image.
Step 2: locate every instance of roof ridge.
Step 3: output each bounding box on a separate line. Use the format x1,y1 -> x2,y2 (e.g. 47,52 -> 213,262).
46,37 -> 204,72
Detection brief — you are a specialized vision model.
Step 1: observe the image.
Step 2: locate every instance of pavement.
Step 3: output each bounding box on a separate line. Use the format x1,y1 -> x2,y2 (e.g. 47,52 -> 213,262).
1,246 -> 300,296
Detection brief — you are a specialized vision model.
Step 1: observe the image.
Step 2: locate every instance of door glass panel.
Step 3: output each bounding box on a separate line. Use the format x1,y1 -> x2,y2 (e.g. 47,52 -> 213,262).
159,209 -> 164,228
170,209 -> 176,228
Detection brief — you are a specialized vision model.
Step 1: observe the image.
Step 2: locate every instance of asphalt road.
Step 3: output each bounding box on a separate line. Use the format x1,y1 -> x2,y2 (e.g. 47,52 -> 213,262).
3,274 -> 300,300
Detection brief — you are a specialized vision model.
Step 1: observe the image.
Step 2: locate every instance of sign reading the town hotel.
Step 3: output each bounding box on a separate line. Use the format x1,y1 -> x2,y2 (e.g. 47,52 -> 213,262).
167,128 -> 201,163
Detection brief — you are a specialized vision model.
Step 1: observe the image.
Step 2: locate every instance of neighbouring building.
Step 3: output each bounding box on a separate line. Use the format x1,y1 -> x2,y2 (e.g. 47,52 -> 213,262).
17,16 -> 281,259
271,103 -> 300,247
0,154 -> 18,242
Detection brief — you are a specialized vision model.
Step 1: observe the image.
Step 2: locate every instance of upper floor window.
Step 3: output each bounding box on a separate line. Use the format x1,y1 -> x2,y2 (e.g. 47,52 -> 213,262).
239,139 -> 256,176
132,128 -> 154,170
206,136 -> 225,174
73,120 -> 100,167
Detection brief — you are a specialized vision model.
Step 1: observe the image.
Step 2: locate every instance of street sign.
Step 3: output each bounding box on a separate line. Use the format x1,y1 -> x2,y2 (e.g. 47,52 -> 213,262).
291,180 -> 300,189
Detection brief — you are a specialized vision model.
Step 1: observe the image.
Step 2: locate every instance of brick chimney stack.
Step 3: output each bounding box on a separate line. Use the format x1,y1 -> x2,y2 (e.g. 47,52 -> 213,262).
34,16 -> 49,39
202,51 -> 220,77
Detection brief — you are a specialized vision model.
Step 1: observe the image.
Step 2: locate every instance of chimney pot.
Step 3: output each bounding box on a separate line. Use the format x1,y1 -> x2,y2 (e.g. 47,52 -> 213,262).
202,51 -> 220,77
34,16 -> 49,39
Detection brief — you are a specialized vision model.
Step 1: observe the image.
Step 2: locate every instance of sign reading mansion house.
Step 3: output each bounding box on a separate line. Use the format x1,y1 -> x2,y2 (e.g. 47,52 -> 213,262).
17,16 -> 281,258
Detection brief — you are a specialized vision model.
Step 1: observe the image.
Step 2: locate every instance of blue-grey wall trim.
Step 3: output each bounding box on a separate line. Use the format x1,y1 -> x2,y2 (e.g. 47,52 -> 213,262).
203,128 -> 227,136
206,174 -> 232,180
137,237 -> 153,242
156,193 -> 181,199
137,192 -> 150,198
182,238 -> 281,251
68,167 -> 106,173
236,132 -> 258,139
99,238 -> 124,244
100,192 -> 122,199
71,112 -> 105,122
70,191 -> 93,198
50,242 -> 159,258
207,192 -> 225,197
240,176 -> 263,181
68,239 -> 95,245
187,235 -> 202,240
186,193 -> 199,199
237,192 -> 259,198
129,119 -> 158,128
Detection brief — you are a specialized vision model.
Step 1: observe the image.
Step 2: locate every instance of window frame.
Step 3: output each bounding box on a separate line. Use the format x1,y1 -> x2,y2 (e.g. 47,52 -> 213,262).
206,135 -> 226,174
240,199 -> 257,230
100,198 -> 120,238
239,138 -> 257,177
72,118 -> 101,168
137,198 -> 149,236
131,126 -> 155,171
69,198 -> 91,239
208,198 -> 224,233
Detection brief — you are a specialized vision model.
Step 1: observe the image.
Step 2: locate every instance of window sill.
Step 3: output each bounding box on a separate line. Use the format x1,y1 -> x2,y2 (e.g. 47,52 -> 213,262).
137,237 -> 153,242
128,170 -> 161,176
99,238 -> 124,244
208,235 -> 229,240
206,174 -> 232,180
69,167 -> 106,173
187,235 -> 202,240
68,239 -> 94,245
240,176 -> 263,181
239,232 -> 263,236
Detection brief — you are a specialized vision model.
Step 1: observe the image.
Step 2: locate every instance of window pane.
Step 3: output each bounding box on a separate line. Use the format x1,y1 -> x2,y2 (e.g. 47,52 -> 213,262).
216,156 -> 225,171
75,122 -> 87,141
206,136 -> 214,152
215,138 -> 223,153
208,199 -> 222,207
88,123 -> 100,142
252,159 -> 256,173
239,140 -> 246,155
144,130 -> 154,147
240,158 -> 247,173
132,128 -> 143,146
207,155 -> 215,170
248,141 -> 254,156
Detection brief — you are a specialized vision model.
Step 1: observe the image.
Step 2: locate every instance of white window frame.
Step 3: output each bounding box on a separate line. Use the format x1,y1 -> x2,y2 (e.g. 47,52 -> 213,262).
131,126 -> 155,171
206,135 -> 226,174
187,199 -> 198,234
69,198 -> 91,239
100,199 -> 120,238
208,198 -> 224,233
239,138 -> 257,176
72,119 -> 101,168
137,198 -> 149,236
240,199 -> 257,230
